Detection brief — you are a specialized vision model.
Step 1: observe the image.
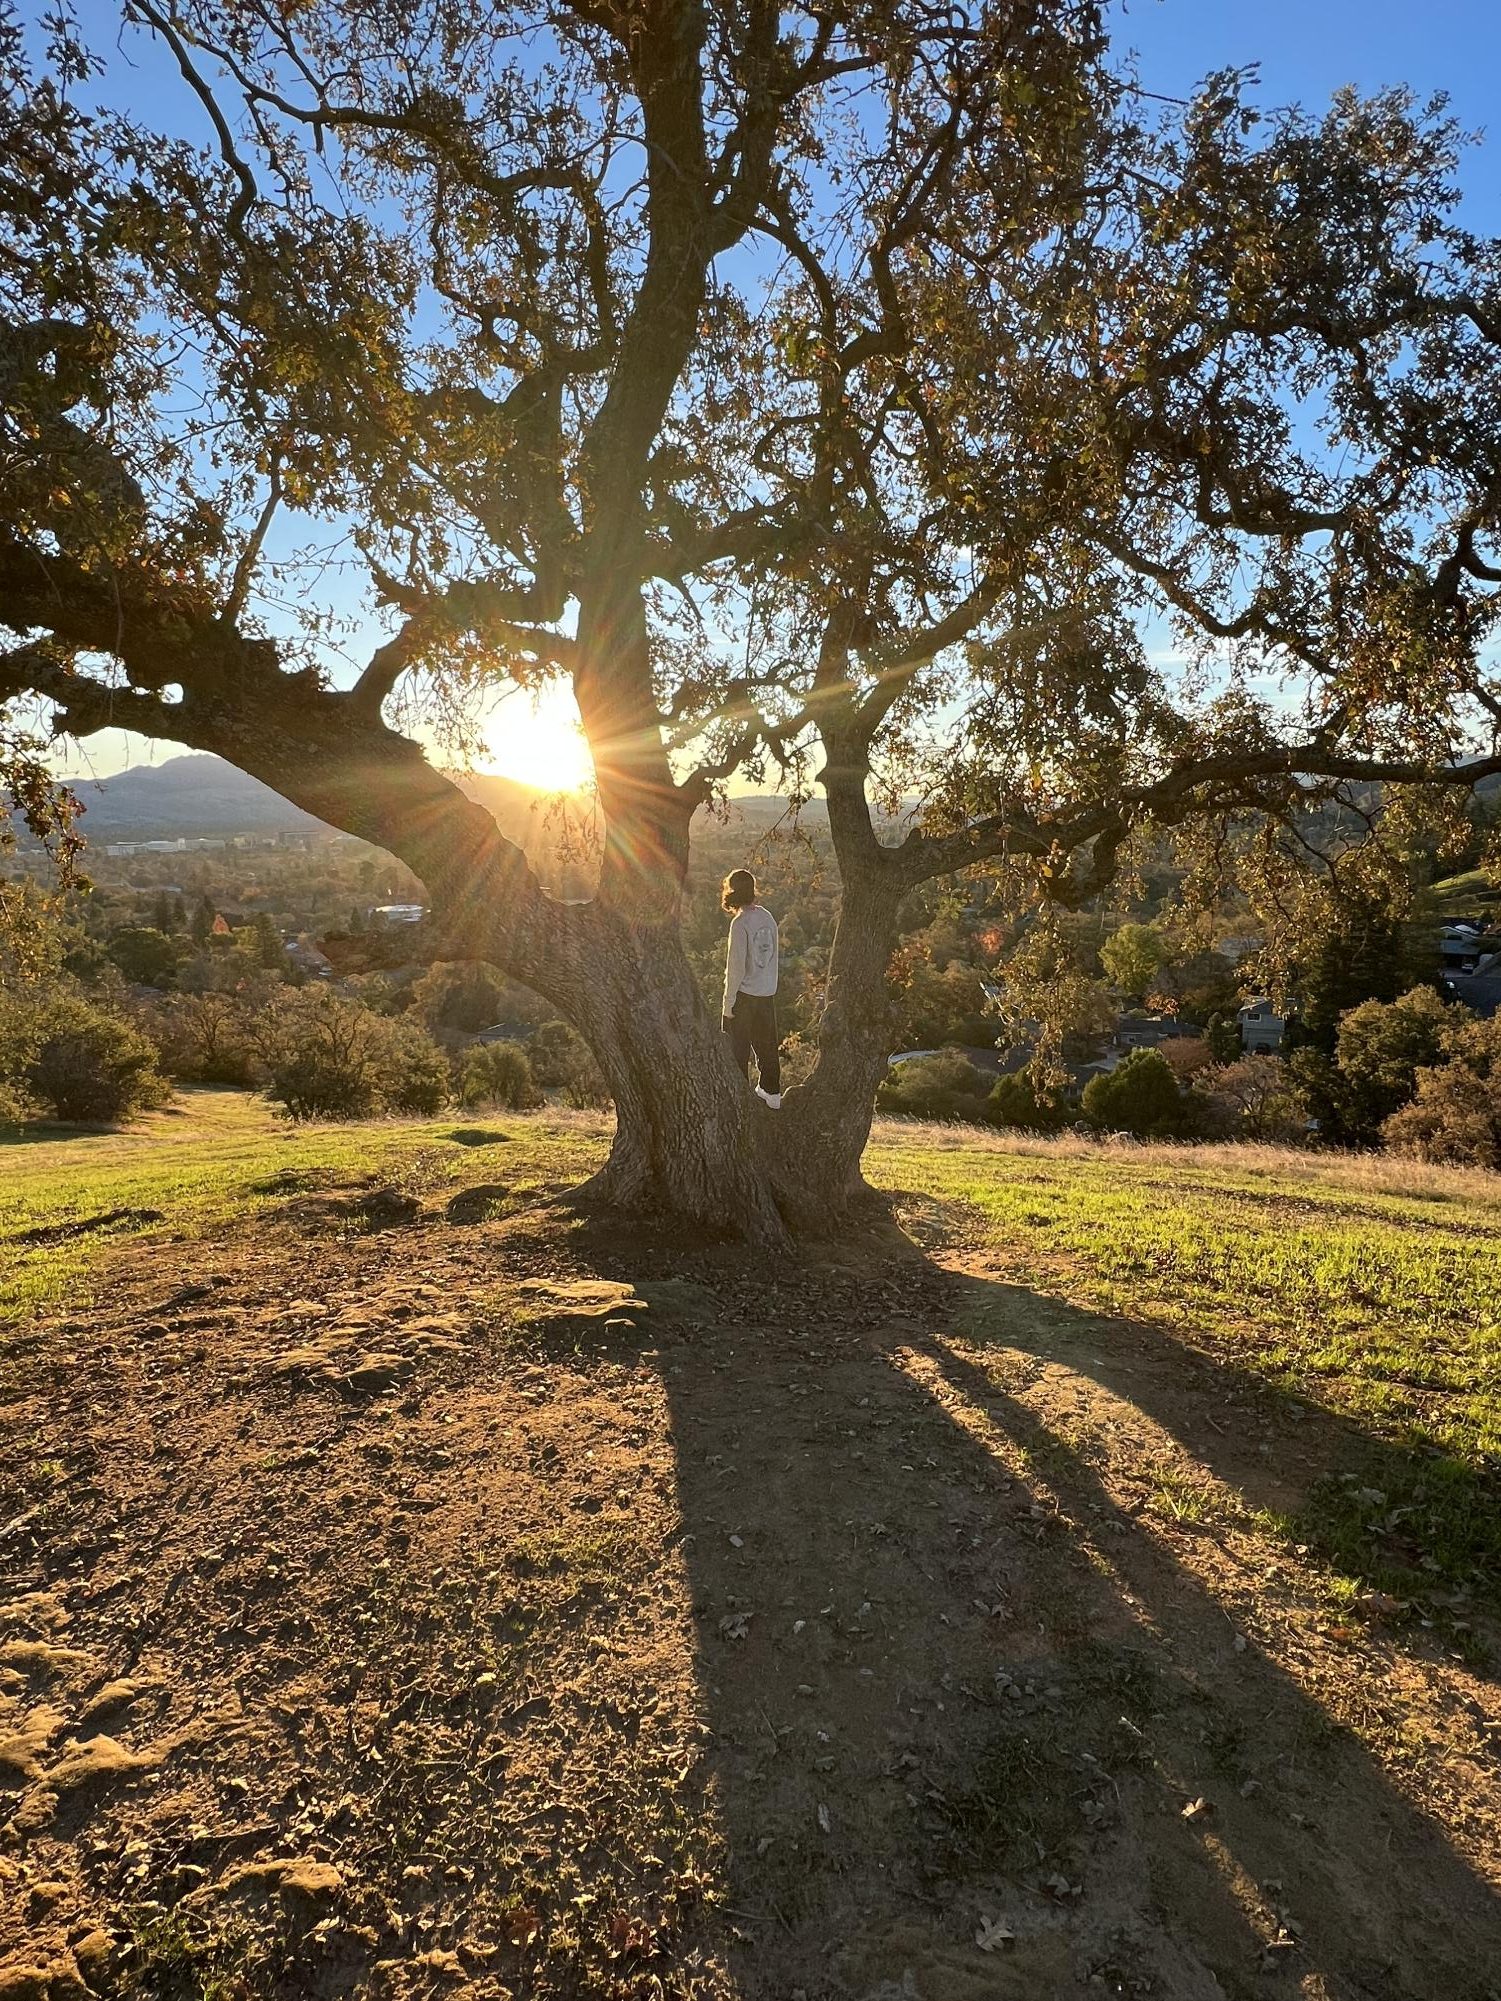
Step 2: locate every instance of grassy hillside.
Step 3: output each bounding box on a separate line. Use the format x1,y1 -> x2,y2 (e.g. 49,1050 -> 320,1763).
0,1093 -> 606,1322
1427,866 -> 1501,917
1,1100 -> 1498,1997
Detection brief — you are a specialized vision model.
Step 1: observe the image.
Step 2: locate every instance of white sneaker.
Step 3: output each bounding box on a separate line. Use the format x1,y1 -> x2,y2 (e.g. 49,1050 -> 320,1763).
755,1088 -> 782,1110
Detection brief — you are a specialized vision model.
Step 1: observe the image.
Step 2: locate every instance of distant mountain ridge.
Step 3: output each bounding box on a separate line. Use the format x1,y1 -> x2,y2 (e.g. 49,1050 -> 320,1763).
57,756 -> 323,838
48,753 -> 819,845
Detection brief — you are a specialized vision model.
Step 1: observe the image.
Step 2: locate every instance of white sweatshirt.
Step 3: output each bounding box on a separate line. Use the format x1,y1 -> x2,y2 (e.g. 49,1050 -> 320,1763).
723,903 -> 779,1015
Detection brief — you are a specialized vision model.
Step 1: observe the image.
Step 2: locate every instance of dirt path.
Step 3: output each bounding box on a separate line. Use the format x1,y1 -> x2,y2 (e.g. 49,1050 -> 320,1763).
1,1192 -> 1498,1999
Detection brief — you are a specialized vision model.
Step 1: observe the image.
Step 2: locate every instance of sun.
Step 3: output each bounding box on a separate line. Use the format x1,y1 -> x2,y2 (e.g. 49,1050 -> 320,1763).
478,683 -> 594,793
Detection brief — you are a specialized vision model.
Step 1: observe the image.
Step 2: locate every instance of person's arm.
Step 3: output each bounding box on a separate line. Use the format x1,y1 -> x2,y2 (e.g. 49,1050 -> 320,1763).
723,913 -> 747,1019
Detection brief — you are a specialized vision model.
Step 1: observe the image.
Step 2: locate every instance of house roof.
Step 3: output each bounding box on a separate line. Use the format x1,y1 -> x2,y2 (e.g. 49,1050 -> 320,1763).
1441,972 -> 1501,1019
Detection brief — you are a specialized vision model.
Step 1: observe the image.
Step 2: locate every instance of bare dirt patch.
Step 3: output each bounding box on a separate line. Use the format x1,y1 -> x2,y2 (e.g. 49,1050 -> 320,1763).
1,1192 -> 1497,1999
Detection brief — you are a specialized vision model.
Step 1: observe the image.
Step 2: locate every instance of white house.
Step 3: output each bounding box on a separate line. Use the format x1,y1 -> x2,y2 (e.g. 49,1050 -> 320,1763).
1238,997 -> 1286,1053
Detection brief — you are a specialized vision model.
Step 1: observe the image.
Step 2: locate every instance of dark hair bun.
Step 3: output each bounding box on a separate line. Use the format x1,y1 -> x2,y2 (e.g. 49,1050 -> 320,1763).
722,868 -> 756,911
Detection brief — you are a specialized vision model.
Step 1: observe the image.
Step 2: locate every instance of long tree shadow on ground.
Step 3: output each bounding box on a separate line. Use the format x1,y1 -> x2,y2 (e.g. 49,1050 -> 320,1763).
5,1187 -> 1499,2000
615,1226 -> 1501,2001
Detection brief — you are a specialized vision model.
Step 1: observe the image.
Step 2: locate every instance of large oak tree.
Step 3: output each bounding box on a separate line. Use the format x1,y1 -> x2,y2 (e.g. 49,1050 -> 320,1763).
3,0 -> 1500,1239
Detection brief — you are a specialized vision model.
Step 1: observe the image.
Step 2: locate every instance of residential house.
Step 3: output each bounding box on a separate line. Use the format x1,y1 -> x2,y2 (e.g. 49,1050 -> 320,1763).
1238,997 -> 1286,1053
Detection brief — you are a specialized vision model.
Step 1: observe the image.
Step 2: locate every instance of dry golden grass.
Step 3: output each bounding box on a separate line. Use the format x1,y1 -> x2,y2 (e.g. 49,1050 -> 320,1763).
871,1115 -> 1501,1211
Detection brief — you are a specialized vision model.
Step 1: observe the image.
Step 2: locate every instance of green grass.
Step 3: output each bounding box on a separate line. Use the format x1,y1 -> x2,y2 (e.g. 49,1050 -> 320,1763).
1425,867 -> 1501,917
6,1094 -> 1498,1608
0,1089 -> 608,1324
869,1127 -> 1501,1453
867,1123 -> 1501,1606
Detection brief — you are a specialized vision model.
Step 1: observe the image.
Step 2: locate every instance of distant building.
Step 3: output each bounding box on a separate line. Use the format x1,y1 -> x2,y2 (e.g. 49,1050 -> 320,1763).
1440,923 -> 1488,972
287,937 -> 333,978
1238,998 -> 1286,1053
1114,1010 -> 1197,1050
1440,958 -> 1501,1019
371,903 -> 426,925
104,836 -> 228,855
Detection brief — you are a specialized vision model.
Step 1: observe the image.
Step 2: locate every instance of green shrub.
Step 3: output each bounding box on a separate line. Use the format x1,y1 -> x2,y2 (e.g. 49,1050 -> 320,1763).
877,1049 -> 992,1123
106,925 -> 181,989
263,989 -> 450,1120
269,1037 -> 384,1121
1324,986 -> 1461,1146
459,1040 -> 538,1110
1191,1054 -> 1308,1142
987,1069 -> 1067,1131
1383,1016 -> 1501,1167
384,1019 -> 451,1114
22,995 -> 170,1123
411,960 -> 511,1033
1081,1047 -> 1185,1138
148,992 -> 262,1085
528,1019 -> 611,1107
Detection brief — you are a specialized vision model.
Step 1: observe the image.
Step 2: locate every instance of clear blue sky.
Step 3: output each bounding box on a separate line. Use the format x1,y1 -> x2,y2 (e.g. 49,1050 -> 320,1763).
56,0 -> 1501,779
1111,0 -> 1501,229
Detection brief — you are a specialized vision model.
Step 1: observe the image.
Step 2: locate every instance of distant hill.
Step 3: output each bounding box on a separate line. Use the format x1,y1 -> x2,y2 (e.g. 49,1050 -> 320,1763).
46,752 -> 817,848
58,755 -> 324,838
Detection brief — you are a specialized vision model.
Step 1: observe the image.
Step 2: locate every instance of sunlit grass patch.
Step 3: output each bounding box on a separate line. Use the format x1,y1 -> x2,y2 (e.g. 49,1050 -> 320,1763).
0,1090 -> 610,1323
867,1127 -> 1501,1608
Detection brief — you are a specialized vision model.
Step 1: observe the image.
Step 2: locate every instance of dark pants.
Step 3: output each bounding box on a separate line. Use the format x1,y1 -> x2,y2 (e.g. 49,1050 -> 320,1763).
723,992 -> 780,1094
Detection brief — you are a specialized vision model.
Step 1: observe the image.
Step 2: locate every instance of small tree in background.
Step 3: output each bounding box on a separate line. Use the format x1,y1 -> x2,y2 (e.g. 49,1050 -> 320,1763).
1203,1014 -> 1244,1066
459,1041 -> 539,1111
412,962 -> 511,1036
1328,987 -> 1461,1146
106,926 -> 181,990
877,1050 -> 992,1124
1161,1037 -> 1215,1084
263,989 -> 449,1120
1082,1048 -> 1185,1139
987,1070 -> 1067,1132
384,1020 -> 452,1115
1287,902 -> 1432,1055
148,991 -> 261,1085
1192,1055 -> 1308,1144
22,995 -> 170,1124
1384,1018 -> 1501,1168
252,911 -> 289,973
1100,924 -> 1168,1002
528,1021 -> 611,1107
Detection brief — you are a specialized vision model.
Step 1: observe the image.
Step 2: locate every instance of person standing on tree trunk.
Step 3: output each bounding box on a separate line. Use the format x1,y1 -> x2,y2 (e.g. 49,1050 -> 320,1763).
721,869 -> 781,1109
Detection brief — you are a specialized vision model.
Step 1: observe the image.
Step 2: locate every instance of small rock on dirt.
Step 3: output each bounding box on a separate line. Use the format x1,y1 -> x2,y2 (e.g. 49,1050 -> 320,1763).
339,1352 -> 417,1396
45,1734 -> 159,1795
218,1857 -> 343,1905
351,1189 -> 421,1229
0,1966 -> 51,2001
68,1933 -> 113,1991
445,1184 -> 508,1225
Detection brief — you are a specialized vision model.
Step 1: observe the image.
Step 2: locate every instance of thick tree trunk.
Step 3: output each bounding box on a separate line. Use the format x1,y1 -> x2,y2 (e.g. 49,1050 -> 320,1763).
765,867 -> 901,1229
64,658 -> 904,1245
566,909 -> 791,1245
